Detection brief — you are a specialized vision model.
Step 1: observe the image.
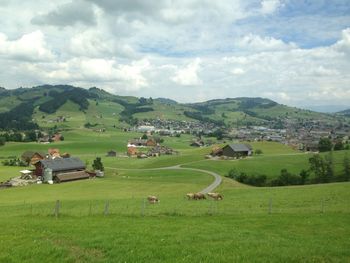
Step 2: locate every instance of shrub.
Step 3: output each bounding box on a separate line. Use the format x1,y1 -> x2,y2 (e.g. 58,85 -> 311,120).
92,157 -> 104,171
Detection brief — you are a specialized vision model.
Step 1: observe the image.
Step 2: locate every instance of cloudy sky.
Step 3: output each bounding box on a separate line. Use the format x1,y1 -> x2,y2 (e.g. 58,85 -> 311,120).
0,0 -> 349,108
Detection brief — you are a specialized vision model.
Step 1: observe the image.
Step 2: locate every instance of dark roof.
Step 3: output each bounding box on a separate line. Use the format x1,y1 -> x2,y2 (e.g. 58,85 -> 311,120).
21,151 -> 46,159
226,143 -> 252,152
55,171 -> 89,182
40,157 -> 85,172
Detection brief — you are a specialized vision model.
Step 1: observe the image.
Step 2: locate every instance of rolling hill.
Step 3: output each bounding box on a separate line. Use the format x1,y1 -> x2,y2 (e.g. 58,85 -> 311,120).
0,85 -> 346,130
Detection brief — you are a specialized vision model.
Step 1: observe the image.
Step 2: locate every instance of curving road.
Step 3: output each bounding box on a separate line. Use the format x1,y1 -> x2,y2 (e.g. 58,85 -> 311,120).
105,165 -> 222,194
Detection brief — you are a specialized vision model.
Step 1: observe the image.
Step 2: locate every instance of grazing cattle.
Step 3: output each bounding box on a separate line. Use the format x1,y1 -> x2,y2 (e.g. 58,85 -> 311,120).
186,193 -> 195,200
207,192 -> 223,201
193,192 -> 206,200
147,195 -> 159,204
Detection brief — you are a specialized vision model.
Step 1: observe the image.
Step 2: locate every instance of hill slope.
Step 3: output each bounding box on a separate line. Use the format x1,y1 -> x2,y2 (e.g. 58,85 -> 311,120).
0,85 -> 345,130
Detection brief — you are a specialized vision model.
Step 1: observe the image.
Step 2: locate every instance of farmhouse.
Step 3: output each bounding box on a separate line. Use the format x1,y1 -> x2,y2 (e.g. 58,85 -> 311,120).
213,143 -> 253,158
21,151 -> 46,165
106,150 -> 117,157
38,157 -> 89,183
128,138 -> 157,147
127,146 -> 138,156
190,140 -> 204,147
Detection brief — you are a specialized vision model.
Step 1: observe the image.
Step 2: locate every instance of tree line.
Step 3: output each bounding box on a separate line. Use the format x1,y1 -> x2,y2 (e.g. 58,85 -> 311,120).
226,152 -> 350,187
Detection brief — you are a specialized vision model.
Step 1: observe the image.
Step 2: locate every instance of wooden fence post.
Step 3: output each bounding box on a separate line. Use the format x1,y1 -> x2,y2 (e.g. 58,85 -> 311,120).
141,199 -> 146,217
54,200 -> 60,218
104,200 -> 109,216
321,198 -> 325,214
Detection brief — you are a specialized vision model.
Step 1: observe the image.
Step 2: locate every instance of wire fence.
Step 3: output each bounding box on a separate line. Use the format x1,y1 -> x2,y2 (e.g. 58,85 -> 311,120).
0,196 -> 346,218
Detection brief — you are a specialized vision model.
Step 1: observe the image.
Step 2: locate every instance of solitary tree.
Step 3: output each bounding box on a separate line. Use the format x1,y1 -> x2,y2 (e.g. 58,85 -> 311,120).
309,154 -> 327,183
299,169 -> 309,185
324,152 -> 334,183
92,157 -> 104,171
255,149 -> 263,155
0,136 -> 5,146
334,141 -> 344,151
318,137 -> 333,152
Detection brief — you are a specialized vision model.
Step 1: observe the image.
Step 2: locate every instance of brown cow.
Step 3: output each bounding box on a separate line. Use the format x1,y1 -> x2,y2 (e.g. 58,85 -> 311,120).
186,193 -> 195,200
147,195 -> 159,204
207,192 -> 223,201
193,192 -> 206,200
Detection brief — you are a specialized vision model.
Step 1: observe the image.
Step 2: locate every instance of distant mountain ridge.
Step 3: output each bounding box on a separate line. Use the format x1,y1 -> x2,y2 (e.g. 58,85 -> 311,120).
0,85 -> 345,130
337,109 -> 350,117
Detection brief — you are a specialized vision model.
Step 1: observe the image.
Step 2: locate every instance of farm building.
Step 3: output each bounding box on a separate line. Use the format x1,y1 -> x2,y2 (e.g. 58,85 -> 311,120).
190,140 -> 204,147
213,143 -> 253,158
21,151 -> 46,165
128,138 -> 157,147
106,150 -> 117,157
127,146 -> 138,156
38,157 -> 89,183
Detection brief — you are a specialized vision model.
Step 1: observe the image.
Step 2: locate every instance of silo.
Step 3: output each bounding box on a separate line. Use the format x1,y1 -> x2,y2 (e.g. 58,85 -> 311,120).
43,168 -> 53,183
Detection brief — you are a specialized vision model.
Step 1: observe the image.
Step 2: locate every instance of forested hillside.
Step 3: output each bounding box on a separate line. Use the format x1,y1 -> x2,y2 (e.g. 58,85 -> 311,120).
0,85 -> 346,131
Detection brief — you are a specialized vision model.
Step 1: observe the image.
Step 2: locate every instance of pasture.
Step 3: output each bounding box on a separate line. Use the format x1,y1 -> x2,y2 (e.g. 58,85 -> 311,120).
0,131 -> 349,262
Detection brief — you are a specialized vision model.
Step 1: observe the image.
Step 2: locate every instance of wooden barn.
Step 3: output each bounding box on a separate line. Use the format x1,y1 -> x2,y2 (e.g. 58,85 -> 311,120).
21,151 -> 46,166
38,157 -> 89,183
213,144 -> 253,158
106,150 -> 117,157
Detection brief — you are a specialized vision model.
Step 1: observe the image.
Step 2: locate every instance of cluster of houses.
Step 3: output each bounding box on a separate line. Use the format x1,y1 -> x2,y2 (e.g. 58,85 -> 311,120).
15,149 -> 93,184
46,116 -> 66,123
212,121 -> 349,152
37,132 -> 64,144
125,137 -> 176,158
133,119 -> 218,136
104,135 -> 177,159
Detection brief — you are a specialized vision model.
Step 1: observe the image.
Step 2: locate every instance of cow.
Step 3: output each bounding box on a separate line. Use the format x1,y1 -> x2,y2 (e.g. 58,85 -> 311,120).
207,192 -> 223,201
186,193 -> 195,200
147,195 -> 160,204
193,192 -> 206,200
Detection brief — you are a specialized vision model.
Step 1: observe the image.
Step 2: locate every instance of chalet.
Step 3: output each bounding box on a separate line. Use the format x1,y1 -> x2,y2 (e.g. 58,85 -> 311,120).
39,157 -> 89,183
48,148 -> 61,159
137,125 -> 155,133
147,145 -> 176,156
38,135 -> 50,143
51,133 -> 63,142
190,140 -> 204,147
127,146 -> 138,156
21,151 -> 46,165
223,144 -> 252,157
128,138 -> 157,147
128,139 -> 147,147
213,144 -> 253,158
106,150 -> 117,157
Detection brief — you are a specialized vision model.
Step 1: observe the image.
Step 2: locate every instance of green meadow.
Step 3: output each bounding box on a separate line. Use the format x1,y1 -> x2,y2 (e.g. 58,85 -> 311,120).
0,130 -> 349,262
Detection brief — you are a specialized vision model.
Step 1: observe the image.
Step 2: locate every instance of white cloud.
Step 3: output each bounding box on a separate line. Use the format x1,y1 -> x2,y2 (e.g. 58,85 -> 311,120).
261,0 -> 282,15
0,1 -> 349,107
31,0 -> 96,27
236,33 -> 297,51
232,68 -> 245,75
333,28 -> 350,54
0,30 -> 54,61
172,58 -> 202,86
69,30 -> 136,58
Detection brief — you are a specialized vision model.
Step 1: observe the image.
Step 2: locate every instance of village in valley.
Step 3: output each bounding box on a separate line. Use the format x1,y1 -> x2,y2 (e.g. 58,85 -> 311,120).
1,1 -> 350,261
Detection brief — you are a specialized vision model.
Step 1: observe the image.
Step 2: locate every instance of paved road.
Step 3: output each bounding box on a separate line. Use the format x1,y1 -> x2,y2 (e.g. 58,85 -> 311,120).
105,165 -> 222,194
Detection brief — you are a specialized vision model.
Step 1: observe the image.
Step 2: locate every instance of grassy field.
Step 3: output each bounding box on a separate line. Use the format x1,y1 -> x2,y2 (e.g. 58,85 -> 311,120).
0,178 -> 349,262
0,132 -> 349,262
